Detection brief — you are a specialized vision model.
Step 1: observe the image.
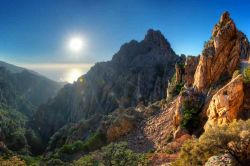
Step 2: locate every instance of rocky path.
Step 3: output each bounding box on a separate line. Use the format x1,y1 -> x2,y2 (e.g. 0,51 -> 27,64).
121,99 -> 177,153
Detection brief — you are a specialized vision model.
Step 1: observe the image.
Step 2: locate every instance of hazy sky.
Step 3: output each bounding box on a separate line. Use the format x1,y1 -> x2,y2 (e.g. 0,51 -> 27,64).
0,0 -> 249,82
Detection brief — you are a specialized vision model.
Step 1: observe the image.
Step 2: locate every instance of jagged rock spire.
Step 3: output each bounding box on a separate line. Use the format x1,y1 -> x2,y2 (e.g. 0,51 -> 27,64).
193,12 -> 250,91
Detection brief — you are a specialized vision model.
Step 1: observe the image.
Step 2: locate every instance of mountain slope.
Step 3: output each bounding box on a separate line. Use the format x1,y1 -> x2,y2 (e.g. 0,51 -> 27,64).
34,29 -> 180,140
0,61 -> 25,73
0,66 -> 64,116
0,64 -> 64,155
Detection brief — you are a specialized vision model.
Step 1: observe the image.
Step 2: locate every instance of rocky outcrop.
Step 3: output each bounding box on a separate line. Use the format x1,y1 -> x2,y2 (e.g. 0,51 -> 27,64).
166,57 -> 186,100
204,74 -> 244,131
173,88 -> 204,137
34,29 -> 179,140
193,12 -> 250,92
184,56 -> 199,87
175,63 -> 183,84
205,153 -> 238,166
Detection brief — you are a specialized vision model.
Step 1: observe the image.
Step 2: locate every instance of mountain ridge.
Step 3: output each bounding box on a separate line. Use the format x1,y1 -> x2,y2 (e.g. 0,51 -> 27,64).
34,29 -> 181,140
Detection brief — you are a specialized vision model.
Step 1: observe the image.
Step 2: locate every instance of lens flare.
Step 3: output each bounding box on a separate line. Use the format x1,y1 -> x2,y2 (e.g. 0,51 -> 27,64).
65,68 -> 82,83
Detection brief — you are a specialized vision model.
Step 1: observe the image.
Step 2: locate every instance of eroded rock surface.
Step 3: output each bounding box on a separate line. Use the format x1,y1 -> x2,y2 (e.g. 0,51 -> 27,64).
173,88 -> 204,137
184,56 -> 199,87
193,12 -> 250,92
205,153 -> 238,166
204,74 -> 244,131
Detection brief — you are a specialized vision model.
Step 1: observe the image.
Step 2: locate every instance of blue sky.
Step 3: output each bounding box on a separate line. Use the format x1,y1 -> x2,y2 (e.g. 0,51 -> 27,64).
0,0 -> 249,82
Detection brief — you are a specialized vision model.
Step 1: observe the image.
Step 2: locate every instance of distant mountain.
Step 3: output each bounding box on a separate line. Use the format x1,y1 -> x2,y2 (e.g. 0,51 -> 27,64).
34,29 -> 181,139
0,62 -> 64,154
0,61 -> 25,73
0,62 -> 64,116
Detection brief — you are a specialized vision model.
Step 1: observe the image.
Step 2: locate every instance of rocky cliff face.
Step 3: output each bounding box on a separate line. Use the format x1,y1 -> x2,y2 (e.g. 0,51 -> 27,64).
173,88 -> 205,137
193,12 -> 250,92
171,12 -> 250,139
204,74 -> 244,131
184,56 -> 199,87
34,29 -> 179,139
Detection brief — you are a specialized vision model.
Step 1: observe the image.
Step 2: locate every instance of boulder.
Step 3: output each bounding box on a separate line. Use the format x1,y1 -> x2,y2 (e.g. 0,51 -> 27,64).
205,153 -> 238,166
204,74 -> 244,131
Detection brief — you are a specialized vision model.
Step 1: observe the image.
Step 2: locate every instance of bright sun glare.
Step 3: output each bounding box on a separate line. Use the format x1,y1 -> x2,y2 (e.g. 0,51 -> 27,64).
69,37 -> 84,52
66,68 -> 82,83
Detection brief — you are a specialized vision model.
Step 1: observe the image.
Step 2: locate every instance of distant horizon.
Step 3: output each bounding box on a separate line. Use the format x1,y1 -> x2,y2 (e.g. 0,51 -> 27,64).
0,0 -> 249,82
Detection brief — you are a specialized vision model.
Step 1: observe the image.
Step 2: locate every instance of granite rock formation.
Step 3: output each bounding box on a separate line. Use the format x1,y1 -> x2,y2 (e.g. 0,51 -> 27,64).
204,74 -> 244,131
193,12 -> 250,92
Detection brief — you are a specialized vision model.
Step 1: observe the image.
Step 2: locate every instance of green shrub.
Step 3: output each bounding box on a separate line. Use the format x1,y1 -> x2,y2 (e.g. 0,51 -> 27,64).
25,129 -> 44,154
59,132 -> 106,155
74,142 -> 148,166
172,120 -> 250,166
100,142 -> 148,166
176,62 -> 185,70
232,70 -> 240,79
8,131 -> 27,151
180,101 -> 200,132
243,67 -> 250,83
83,132 -> 106,151
167,73 -> 184,100
0,106 -> 30,153
175,83 -> 184,95
46,158 -> 66,166
20,155 -> 42,166
73,154 -> 99,166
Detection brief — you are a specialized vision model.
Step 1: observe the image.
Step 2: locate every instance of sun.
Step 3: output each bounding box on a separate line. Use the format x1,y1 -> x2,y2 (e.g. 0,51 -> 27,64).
68,37 -> 84,52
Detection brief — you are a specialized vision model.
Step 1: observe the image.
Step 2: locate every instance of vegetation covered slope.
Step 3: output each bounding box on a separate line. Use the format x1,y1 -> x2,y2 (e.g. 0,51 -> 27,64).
0,64 -> 63,157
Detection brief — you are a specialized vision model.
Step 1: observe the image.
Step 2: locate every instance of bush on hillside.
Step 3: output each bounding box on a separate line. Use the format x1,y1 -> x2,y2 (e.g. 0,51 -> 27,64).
167,73 -> 184,100
232,70 -> 240,79
0,106 -> 30,153
0,156 -> 26,166
74,142 -> 148,166
172,120 -> 250,166
25,129 -> 44,154
59,132 -> 106,155
180,100 -> 200,133
243,66 -> 250,83
73,154 -> 99,166
20,155 -> 42,166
